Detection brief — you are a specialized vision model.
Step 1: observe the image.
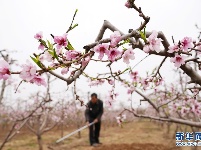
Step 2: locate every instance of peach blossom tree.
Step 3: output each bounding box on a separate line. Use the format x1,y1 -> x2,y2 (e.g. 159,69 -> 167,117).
0,0 -> 201,131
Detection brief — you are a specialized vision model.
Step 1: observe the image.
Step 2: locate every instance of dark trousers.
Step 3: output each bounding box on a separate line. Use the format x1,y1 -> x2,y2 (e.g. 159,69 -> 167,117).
89,119 -> 101,145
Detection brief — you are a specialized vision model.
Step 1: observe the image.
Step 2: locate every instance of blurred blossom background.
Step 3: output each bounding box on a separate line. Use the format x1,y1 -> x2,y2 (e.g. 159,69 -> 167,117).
0,0 -> 201,109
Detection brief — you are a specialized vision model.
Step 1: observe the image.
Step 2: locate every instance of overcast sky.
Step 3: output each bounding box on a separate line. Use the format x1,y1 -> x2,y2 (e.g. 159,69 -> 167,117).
0,0 -> 201,109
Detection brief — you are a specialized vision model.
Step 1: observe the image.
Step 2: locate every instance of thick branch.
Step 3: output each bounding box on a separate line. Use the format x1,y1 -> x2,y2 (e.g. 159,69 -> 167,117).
152,56 -> 167,78
7,118 -> 29,141
135,89 -> 159,112
42,123 -> 57,134
125,109 -> 201,128
39,113 -> 48,132
93,21 -> 201,86
180,64 -> 201,85
26,121 -> 37,135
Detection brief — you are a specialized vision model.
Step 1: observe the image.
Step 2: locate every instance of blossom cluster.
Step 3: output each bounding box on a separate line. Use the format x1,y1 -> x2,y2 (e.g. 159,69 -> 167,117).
0,60 -> 10,80
171,98 -> 201,117
128,71 -> 163,90
105,90 -> 119,107
0,31 -> 91,87
143,31 -> 162,53
143,81 -> 201,119
0,59 -> 46,86
1,28 -> 196,89
169,37 -> 194,67
116,114 -> 126,126
94,31 -> 135,64
142,30 -> 197,68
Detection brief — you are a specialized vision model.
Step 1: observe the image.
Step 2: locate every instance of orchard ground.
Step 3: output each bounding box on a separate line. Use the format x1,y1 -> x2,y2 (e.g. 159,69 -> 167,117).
1,119 -> 195,150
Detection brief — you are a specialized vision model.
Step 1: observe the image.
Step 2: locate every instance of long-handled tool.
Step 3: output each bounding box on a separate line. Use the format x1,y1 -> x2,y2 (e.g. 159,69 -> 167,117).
56,122 -> 95,143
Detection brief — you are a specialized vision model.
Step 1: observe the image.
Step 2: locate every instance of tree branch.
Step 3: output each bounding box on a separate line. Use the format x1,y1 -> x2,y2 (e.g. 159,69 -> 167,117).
125,108 -> 201,128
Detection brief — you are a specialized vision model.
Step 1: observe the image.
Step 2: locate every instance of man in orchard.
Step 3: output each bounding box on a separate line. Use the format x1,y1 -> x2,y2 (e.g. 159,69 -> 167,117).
85,93 -> 104,147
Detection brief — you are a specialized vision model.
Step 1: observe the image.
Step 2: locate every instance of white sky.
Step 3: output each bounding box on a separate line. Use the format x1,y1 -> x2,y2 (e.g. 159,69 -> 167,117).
0,0 -> 201,109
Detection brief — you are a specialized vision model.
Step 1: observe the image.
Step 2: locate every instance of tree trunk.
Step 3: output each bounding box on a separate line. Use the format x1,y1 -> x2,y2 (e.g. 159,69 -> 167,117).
77,123 -> 81,138
166,122 -> 171,135
37,134 -> 43,150
61,122 -> 64,138
0,122 -> 16,150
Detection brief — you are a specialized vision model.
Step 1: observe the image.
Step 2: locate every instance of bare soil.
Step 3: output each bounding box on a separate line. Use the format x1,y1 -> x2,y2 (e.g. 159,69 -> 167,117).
1,120 -> 190,150
92,143 -> 180,150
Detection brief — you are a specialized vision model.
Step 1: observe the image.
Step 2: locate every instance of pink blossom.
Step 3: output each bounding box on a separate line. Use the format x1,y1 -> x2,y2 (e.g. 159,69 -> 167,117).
125,1 -> 131,8
40,51 -> 53,62
168,44 -> 179,53
190,100 -> 201,115
143,30 -> 162,53
0,60 -> 10,80
116,115 -> 126,125
108,79 -> 114,85
130,71 -> 138,77
54,33 -> 68,49
38,43 -> 45,50
65,50 -> 80,61
131,75 -> 139,82
108,90 -> 119,100
105,100 -> 113,107
52,116 -> 61,123
181,107 -> 190,116
82,56 -> 90,67
34,31 -> 43,40
181,37 -> 193,52
170,54 -> 185,68
56,48 -> 62,55
140,78 -> 149,89
122,47 -> 135,64
171,103 -> 179,112
116,116 -> 121,124
155,78 -> 163,86
39,55 -> 45,62
94,43 -> 109,60
105,90 -> 118,107
45,51 -> 53,62
192,107 -> 201,116
14,124 -> 20,130
19,61 -> 37,81
127,87 -> 135,94
89,79 -> 105,87
143,45 -> 150,53
61,68 -> 69,75
106,48 -> 121,62
130,71 -> 139,82
30,75 -> 46,86
193,89 -> 199,96
110,31 -> 121,47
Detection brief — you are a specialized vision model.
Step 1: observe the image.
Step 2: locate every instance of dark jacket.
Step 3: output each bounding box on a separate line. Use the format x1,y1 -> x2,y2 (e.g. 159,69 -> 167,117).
85,99 -> 103,122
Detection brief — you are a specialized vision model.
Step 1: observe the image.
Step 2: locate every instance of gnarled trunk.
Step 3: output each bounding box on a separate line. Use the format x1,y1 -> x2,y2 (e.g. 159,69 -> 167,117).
37,134 -> 43,150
